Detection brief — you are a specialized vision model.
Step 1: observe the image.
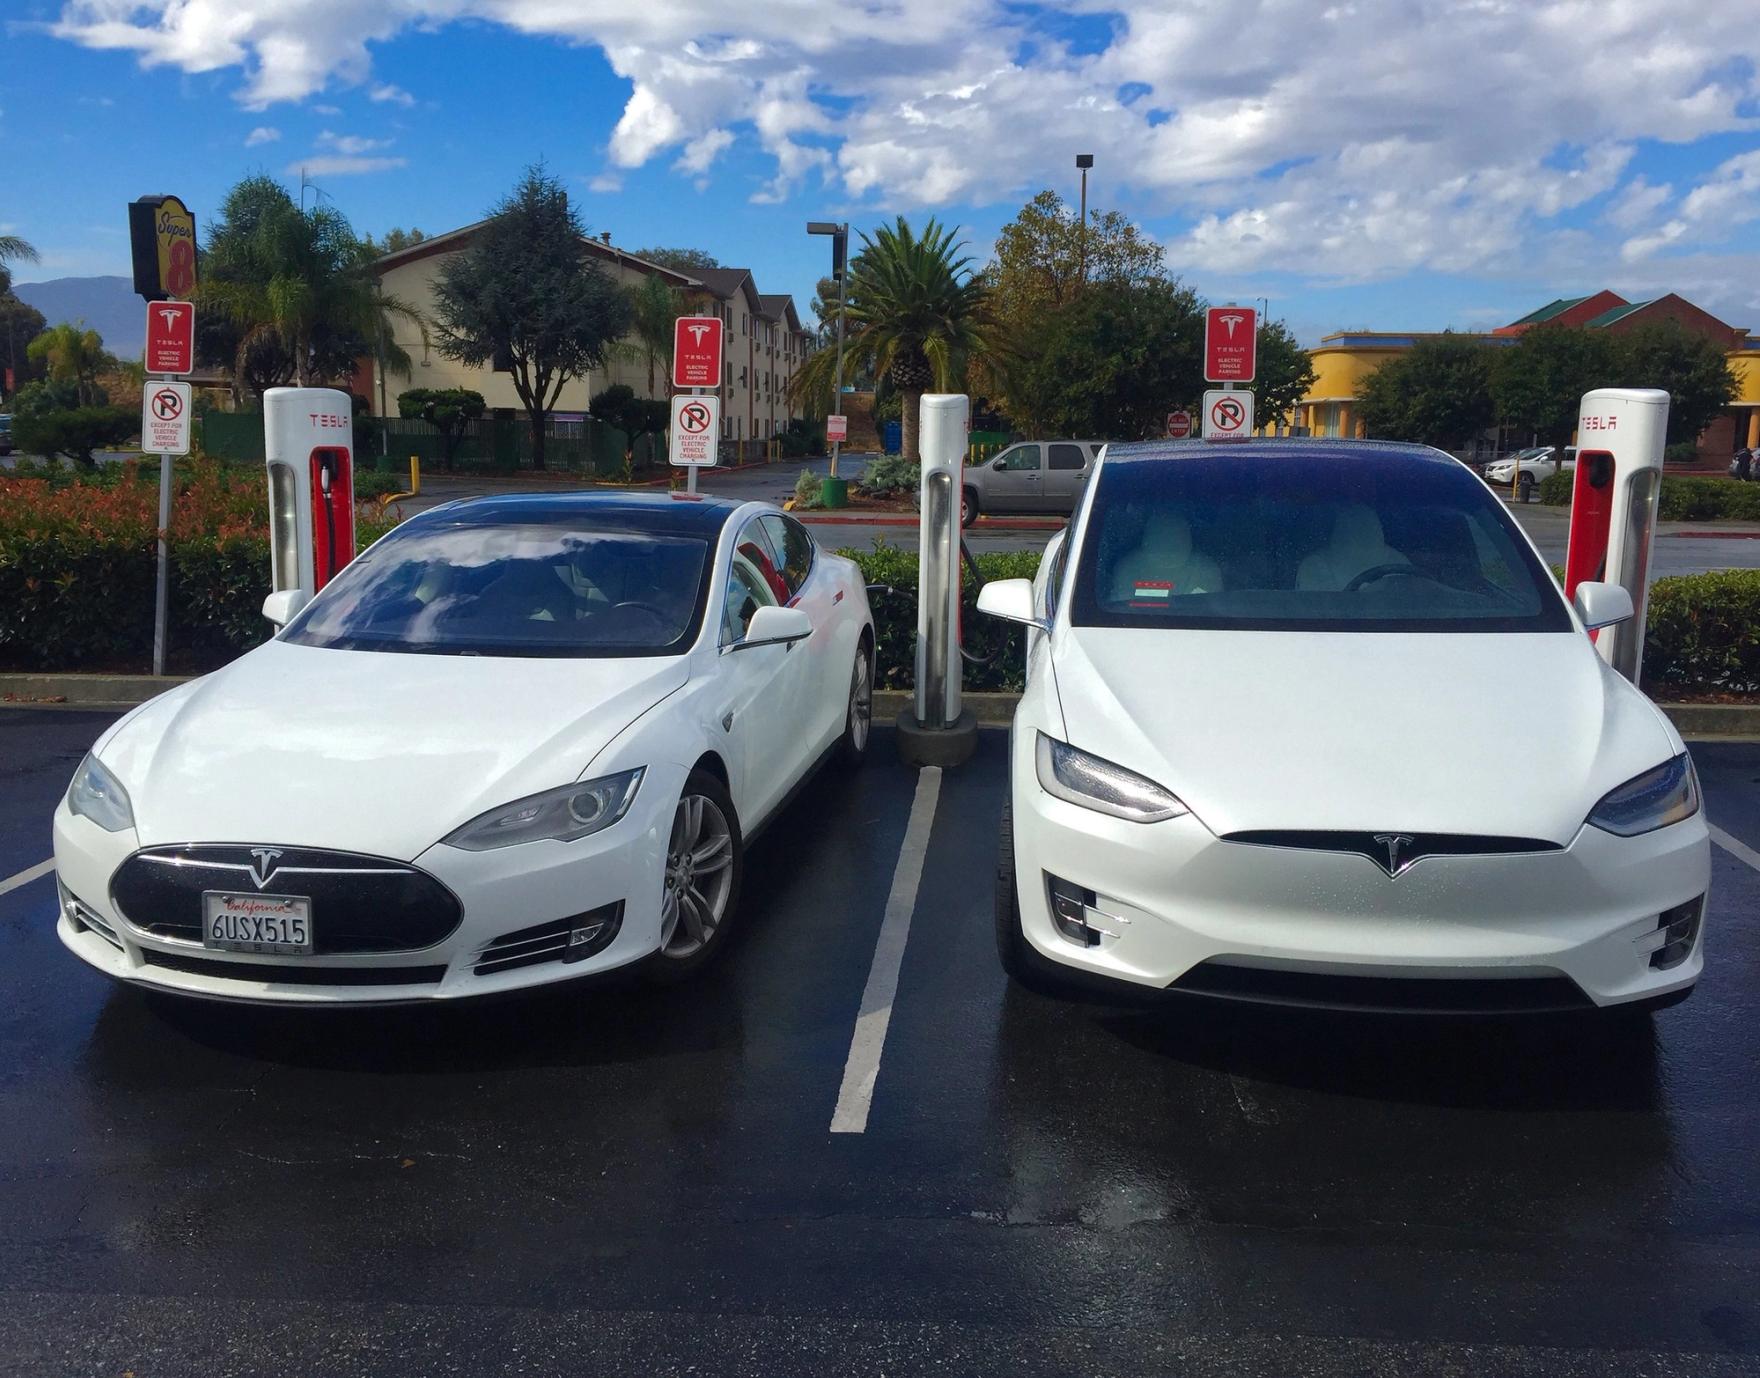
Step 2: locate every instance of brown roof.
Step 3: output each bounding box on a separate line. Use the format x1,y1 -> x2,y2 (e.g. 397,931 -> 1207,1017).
372,222 -> 699,287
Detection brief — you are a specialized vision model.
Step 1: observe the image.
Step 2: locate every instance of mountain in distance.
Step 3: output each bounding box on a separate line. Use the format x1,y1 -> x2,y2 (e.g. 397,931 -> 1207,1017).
13,276 -> 143,359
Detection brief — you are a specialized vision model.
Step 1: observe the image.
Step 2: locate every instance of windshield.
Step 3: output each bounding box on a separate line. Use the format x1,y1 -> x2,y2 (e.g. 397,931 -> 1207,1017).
284,517 -> 712,657
1070,450 -> 1572,633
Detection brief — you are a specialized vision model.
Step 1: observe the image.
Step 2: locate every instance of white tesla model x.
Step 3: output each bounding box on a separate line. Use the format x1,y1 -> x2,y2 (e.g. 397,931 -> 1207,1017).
979,440 -> 1710,1015
53,493 -> 874,1003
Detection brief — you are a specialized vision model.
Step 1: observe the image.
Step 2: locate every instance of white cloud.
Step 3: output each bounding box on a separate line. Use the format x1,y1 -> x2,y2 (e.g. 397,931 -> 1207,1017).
286,155 -> 407,176
369,82 -> 415,107
244,125 -> 280,146
586,172 -> 623,194
41,0 -> 1760,285
317,130 -> 391,155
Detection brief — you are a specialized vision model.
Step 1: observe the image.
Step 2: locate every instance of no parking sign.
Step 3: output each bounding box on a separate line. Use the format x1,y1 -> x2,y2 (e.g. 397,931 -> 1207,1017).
1201,389 -> 1254,442
669,394 -> 721,467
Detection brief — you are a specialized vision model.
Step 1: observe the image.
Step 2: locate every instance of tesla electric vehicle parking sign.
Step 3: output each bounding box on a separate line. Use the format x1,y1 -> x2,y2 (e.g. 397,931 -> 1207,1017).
145,301 -> 195,375
673,316 -> 724,389
1204,306 -> 1258,383
670,394 -> 721,466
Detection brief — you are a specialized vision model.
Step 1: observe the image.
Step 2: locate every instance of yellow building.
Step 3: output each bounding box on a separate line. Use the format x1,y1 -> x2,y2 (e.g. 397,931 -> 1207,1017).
369,225 -> 815,453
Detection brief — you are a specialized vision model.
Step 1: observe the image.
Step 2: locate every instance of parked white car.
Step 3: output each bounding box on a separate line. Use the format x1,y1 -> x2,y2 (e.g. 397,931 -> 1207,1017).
53,493 -> 874,1003
979,439 -> 1709,1014
1485,446 -> 1576,496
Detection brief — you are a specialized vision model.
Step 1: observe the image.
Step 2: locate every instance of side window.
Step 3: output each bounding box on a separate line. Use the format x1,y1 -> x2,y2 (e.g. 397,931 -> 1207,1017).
1044,537 -> 1070,618
734,516 -> 790,605
722,532 -> 780,645
761,514 -> 815,596
1048,443 -> 1085,471
999,444 -> 1042,472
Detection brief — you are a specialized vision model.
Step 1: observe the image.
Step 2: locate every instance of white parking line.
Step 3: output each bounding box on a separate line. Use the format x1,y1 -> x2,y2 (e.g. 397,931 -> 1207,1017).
1710,825 -> 1760,875
0,859 -> 55,899
830,766 -> 943,1135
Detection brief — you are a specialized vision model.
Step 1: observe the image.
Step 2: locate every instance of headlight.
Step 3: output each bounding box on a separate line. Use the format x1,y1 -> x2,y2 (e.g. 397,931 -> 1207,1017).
1588,754 -> 1699,837
68,753 -> 135,833
1035,733 -> 1188,823
443,768 -> 645,851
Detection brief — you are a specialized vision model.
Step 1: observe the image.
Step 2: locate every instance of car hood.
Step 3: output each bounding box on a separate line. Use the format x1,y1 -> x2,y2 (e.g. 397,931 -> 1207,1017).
1051,627 -> 1675,843
99,640 -> 688,859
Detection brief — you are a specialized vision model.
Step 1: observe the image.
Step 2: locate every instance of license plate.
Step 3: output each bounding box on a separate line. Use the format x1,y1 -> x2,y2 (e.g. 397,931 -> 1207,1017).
202,891 -> 313,955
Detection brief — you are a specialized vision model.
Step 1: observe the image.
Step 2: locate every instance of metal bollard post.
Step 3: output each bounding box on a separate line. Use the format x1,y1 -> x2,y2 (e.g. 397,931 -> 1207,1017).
897,394 -> 978,768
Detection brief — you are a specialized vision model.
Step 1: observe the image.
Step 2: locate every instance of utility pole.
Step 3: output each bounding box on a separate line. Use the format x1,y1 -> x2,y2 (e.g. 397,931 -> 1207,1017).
808,220 -> 849,478
1076,154 -> 1094,285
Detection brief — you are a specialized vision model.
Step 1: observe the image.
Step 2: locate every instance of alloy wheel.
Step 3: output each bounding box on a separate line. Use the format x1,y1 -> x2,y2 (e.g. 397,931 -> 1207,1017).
659,793 -> 735,959
850,651 -> 873,753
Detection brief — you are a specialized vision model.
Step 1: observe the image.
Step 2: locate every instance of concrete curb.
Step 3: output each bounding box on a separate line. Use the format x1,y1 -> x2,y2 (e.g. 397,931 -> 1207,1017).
5,675 -> 1756,738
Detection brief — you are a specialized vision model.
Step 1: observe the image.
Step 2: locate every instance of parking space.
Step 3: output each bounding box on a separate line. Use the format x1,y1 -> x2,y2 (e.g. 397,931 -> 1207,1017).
3,710 -> 1759,1375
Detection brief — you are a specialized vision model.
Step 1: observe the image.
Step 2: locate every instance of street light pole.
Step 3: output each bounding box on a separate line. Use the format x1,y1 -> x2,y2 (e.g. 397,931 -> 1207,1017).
1076,154 -> 1094,285
808,220 -> 849,478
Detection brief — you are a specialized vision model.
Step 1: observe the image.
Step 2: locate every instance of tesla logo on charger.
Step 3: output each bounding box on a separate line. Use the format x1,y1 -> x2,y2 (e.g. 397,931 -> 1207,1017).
1581,416 -> 1619,431
308,413 -> 348,428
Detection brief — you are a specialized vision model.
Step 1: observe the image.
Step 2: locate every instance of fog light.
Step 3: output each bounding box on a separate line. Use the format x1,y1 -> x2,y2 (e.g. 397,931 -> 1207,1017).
1650,896 -> 1703,971
562,900 -> 623,963
1046,874 -> 1100,948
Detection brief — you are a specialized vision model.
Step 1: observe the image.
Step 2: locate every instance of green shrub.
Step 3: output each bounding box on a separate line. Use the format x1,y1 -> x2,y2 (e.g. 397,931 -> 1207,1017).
1664,441 -> 1700,465
859,453 -> 919,497
13,404 -> 136,466
1644,569 -> 1760,693
842,543 -> 1043,691
1538,470 -> 1574,505
1540,469 -> 1760,520
792,468 -> 822,510
353,470 -> 408,503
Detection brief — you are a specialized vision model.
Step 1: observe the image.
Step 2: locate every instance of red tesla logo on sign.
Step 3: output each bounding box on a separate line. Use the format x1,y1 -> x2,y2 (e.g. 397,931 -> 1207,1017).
673,316 -> 724,389
145,301 -> 195,376
1204,306 -> 1257,383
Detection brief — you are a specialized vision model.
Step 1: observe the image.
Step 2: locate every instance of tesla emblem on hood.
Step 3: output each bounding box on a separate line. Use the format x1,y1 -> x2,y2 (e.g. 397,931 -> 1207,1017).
1371,834 -> 1415,878
248,847 -> 285,889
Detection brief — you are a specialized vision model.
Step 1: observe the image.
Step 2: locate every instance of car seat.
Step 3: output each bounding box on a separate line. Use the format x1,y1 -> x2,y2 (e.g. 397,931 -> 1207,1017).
1295,504 -> 1411,591
1106,509 -> 1224,602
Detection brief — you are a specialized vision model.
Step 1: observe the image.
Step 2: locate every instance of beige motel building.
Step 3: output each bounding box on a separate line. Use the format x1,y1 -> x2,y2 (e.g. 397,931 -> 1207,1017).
366,223 -> 816,449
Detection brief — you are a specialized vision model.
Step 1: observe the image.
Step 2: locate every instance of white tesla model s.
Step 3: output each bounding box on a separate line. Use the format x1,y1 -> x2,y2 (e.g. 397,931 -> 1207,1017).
53,493 -> 874,1003
979,440 -> 1710,1015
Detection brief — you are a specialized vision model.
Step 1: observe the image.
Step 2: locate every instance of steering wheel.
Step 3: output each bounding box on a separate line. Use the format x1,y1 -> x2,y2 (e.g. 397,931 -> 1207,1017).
1344,563 -> 1432,593
610,600 -> 671,632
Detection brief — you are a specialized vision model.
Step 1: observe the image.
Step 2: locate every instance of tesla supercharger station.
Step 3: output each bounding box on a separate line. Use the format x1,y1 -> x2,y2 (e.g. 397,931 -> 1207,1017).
897,394 -> 978,767
263,387 -> 357,624
1562,387 -> 1669,685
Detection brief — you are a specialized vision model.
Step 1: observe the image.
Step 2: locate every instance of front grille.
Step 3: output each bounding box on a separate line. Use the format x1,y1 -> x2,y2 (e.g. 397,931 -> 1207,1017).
111,845 -> 462,953
1222,830 -> 1559,876
139,949 -> 446,986
474,901 -> 624,976
1172,961 -> 1592,1013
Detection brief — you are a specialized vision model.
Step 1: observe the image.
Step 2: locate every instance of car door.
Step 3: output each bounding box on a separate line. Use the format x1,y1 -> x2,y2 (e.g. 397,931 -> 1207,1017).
716,517 -> 811,824
761,514 -> 844,755
984,443 -> 1044,513
1041,442 -> 1090,510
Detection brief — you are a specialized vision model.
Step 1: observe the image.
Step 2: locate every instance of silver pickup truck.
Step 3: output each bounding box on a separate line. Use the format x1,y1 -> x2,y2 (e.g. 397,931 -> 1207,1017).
959,439 -> 1103,526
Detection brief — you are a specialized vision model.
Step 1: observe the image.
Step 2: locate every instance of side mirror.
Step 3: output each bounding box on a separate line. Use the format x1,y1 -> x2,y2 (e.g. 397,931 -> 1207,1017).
991,458 -> 1007,471
1572,581 -> 1634,632
262,588 -> 311,628
977,577 -> 1046,630
734,603 -> 812,651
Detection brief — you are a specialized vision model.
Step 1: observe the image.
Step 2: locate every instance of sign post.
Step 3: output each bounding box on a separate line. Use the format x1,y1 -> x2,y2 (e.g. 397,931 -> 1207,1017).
141,379 -> 192,676
672,316 -> 725,495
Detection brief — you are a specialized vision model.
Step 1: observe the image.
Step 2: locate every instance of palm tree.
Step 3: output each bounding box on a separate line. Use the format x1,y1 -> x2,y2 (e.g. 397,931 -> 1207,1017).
627,272 -> 683,397
26,322 -> 114,405
790,217 -> 992,461
199,180 -> 423,401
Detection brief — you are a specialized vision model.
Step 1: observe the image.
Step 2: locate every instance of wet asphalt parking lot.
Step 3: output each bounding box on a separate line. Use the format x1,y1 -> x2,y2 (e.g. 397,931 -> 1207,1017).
2,709 -> 1759,1377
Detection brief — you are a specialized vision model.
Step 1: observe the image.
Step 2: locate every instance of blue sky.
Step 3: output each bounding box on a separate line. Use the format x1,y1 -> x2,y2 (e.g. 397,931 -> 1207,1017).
5,0 -> 1759,349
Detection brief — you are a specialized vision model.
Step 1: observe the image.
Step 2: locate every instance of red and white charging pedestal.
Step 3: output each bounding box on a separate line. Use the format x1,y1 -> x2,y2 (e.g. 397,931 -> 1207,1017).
1562,387 -> 1669,685
262,387 -> 357,626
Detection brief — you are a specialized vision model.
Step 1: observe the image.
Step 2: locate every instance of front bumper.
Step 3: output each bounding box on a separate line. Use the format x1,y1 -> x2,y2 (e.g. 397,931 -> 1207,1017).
50,765 -> 683,1005
1009,733 -> 1711,1009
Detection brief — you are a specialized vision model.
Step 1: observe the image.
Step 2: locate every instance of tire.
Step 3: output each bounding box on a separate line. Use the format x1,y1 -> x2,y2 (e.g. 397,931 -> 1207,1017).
645,769 -> 744,983
836,638 -> 874,768
995,798 -> 1064,994
961,487 -> 979,528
